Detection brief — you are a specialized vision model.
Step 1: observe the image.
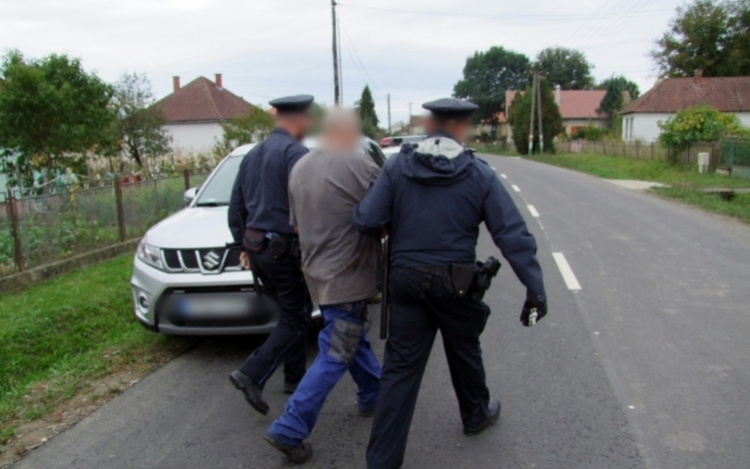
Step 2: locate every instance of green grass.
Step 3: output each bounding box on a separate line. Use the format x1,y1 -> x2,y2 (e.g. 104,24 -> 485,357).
0,255 -> 191,443
525,152 -> 750,223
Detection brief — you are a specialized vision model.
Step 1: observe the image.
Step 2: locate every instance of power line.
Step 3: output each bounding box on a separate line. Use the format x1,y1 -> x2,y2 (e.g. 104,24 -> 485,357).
338,2 -> 669,19
577,0 -> 655,52
340,24 -> 376,87
573,0 -> 638,48
567,0 -> 621,42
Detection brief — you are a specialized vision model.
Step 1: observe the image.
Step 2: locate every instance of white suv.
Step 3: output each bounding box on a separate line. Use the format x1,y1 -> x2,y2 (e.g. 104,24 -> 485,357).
131,139 -> 387,335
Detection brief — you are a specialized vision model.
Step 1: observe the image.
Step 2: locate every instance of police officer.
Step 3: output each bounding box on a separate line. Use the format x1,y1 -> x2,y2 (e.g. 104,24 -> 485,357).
352,98 -> 548,469
228,95 -> 315,416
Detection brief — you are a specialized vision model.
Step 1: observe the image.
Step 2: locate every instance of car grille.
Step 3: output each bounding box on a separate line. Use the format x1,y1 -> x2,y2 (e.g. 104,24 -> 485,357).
162,247 -> 243,274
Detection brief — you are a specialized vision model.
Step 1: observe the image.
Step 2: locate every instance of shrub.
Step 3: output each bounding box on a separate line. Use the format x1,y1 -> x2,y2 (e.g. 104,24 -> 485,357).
658,104 -> 749,160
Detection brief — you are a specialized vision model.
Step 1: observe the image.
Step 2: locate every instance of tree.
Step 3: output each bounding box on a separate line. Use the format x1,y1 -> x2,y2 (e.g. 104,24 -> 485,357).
356,85 -> 380,139
596,76 -> 641,129
453,46 -> 532,133
658,104 -> 749,160
652,0 -> 750,78
534,47 -> 595,90
213,106 -> 274,157
0,51 -> 114,188
109,73 -> 172,168
507,79 -> 564,154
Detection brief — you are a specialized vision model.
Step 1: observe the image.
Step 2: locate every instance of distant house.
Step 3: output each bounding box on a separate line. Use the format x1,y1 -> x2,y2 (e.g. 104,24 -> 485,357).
505,88 -> 607,139
408,115 -> 428,136
155,74 -> 254,154
620,73 -> 750,142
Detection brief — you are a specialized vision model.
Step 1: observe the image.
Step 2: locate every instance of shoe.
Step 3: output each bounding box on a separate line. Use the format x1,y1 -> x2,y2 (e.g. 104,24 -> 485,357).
264,435 -> 313,464
358,408 -> 375,418
283,382 -> 299,394
463,398 -> 501,436
229,370 -> 269,415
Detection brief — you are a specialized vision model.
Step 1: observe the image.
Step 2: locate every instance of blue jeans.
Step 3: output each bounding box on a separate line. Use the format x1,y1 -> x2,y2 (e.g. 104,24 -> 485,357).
266,301 -> 382,446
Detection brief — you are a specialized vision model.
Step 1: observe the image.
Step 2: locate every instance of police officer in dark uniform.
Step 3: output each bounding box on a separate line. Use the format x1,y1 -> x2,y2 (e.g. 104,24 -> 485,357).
353,98 -> 548,469
228,95 -> 315,416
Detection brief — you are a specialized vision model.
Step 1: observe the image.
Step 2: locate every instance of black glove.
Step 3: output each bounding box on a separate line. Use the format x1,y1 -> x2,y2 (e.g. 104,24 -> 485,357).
520,299 -> 547,327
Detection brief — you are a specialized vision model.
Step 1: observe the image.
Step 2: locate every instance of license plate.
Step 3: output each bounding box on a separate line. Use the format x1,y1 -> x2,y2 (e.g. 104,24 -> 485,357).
175,295 -> 250,319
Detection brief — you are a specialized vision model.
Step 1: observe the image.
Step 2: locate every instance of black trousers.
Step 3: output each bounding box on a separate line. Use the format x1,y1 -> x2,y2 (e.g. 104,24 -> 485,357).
367,266 -> 491,469
239,249 -> 312,387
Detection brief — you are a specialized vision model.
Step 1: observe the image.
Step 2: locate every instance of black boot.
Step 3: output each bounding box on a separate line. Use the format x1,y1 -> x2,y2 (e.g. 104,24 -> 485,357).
229,370 -> 269,415
264,435 -> 313,464
464,398 -> 501,436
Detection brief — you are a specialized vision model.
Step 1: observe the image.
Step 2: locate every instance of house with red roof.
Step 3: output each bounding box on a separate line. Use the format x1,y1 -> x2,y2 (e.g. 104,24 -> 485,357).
505,87 -> 608,139
155,74 -> 254,154
620,72 -> 750,142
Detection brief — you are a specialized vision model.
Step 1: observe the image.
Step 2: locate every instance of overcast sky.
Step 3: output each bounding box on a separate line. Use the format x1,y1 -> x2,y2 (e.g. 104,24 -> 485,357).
0,0 -> 681,125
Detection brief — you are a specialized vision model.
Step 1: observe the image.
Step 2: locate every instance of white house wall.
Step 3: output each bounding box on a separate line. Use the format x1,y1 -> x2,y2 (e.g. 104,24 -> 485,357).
164,122 -> 224,154
623,112 -> 750,142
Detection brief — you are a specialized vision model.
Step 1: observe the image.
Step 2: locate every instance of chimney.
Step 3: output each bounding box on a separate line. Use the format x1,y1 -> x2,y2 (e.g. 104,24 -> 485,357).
215,73 -> 222,88
173,76 -> 180,92
555,84 -> 561,106
695,69 -> 703,78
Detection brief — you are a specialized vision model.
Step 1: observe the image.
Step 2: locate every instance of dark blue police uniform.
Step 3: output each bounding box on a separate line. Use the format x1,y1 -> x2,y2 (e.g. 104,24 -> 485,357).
353,98 -> 547,469
228,96 -> 314,398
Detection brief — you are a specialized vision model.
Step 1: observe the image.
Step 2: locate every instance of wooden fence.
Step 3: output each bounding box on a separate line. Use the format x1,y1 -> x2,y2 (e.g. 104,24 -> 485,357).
556,140 -> 721,166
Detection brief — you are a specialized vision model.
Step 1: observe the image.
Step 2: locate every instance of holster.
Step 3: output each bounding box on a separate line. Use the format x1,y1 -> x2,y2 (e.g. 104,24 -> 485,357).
268,235 -> 301,260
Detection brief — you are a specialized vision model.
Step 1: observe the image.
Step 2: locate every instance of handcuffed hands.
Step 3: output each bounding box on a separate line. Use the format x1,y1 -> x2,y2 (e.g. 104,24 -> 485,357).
520,299 -> 547,327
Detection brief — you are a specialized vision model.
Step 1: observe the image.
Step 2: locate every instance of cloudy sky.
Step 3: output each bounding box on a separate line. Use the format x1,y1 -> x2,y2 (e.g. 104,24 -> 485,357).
0,0 -> 681,125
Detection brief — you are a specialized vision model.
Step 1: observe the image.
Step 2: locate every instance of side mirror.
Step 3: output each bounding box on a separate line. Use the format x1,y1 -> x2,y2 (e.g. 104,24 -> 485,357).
184,187 -> 199,204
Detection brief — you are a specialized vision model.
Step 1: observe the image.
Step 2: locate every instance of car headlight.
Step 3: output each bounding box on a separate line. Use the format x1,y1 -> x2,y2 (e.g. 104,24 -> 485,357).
137,237 -> 165,271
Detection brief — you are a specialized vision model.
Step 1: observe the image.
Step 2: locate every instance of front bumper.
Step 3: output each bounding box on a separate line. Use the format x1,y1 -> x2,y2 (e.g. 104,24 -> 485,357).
131,256 -> 317,336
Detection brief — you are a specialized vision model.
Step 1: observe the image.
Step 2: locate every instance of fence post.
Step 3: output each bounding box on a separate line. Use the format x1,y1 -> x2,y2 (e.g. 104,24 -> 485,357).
183,169 -> 190,191
114,178 -> 126,242
7,190 -> 24,272
636,141 -> 640,159
651,143 -> 654,160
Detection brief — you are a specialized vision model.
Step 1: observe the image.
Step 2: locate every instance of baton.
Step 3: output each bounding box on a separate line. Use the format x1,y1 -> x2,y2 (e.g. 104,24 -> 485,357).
380,237 -> 391,340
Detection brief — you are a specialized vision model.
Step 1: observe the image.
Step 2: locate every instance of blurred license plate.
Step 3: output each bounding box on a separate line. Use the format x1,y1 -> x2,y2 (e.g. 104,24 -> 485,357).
176,295 -> 250,318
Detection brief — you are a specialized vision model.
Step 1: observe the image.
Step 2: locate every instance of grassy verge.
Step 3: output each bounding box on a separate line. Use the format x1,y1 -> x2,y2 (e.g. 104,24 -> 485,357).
526,152 -> 750,223
0,255 -> 193,457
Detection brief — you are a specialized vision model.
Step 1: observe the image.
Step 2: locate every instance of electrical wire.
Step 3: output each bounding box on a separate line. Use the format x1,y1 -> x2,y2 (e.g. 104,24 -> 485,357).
338,2 -> 670,20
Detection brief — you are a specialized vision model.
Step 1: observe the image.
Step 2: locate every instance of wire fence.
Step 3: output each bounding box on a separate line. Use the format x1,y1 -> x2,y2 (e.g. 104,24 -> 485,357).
556,140 -> 721,165
1,169 -> 210,277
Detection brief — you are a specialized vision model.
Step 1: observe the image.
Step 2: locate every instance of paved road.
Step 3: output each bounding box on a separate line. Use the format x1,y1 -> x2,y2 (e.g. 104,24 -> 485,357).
15,155 -> 750,469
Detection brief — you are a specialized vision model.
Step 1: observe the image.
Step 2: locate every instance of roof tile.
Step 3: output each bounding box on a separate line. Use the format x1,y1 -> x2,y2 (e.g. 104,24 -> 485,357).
155,76 -> 253,123
620,76 -> 750,114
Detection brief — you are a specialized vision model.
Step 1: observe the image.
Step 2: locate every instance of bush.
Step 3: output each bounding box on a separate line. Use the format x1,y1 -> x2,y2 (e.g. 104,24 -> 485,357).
658,104 -> 749,161
572,125 -> 611,141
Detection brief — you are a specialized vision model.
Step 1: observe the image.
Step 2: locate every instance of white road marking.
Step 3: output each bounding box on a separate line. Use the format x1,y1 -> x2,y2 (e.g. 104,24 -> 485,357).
527,205 -> 540,218
492,166 -> 497,171
512,185 -> 521,192
552,252 -> 582,291
628,405 -> 635,410
500,173 -> 507,179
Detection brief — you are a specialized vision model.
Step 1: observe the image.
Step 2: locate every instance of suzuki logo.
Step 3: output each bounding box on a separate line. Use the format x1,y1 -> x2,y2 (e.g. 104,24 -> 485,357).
202,251 -> 221,270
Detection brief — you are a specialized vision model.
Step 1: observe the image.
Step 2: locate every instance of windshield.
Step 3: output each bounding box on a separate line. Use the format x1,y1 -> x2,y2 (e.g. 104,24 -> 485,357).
194,155 -> 243,206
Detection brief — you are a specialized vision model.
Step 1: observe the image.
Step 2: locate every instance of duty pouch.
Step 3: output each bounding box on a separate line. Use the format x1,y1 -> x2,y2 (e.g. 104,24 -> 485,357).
448,263 -> 474,298
268,236 -> 289,260
243,228 -> 267,253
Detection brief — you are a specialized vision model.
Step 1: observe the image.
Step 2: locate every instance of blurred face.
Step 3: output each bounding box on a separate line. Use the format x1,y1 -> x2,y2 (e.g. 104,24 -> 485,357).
276,112 -> 311,140
320,108 -> 361,153
429,117 -> 471,144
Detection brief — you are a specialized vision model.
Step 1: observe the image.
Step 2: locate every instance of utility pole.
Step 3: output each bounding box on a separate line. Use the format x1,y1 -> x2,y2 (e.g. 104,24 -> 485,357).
337,17 -> 343,104
528,71 -> 537,156
537,72 -> 544,153
331,0 -> 340,105
387,94 -> 392,136
408,102 -> 413,135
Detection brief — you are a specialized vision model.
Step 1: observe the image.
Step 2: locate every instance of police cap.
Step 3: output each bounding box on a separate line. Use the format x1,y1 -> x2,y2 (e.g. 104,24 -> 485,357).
422,98 -> 478,121
269,95 -> 315,114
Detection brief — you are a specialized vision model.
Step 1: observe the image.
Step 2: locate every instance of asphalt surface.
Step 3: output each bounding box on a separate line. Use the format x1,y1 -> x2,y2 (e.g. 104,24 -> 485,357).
14,155 -> 750,469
